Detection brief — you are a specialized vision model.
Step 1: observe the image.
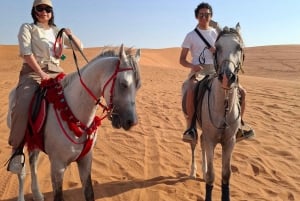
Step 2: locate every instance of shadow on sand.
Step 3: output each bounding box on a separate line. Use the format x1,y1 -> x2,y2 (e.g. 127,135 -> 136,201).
3,174 -> 204,201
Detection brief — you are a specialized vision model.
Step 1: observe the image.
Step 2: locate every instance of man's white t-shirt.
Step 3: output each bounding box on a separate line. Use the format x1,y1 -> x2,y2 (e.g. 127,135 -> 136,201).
181,27 -> 218,65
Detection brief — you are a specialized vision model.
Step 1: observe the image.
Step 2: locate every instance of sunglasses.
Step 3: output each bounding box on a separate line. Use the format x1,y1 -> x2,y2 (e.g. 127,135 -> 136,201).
35,5 -> 53,13
198,13 -> 211,18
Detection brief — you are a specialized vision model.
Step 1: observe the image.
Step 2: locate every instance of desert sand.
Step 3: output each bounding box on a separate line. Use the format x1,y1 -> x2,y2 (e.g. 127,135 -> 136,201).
0,45 -> 299,201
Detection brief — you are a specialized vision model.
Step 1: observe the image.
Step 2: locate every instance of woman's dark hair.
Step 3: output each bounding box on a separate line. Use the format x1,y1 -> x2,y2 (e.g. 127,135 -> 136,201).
194,2 -> 213,18
31,7 -> 56,26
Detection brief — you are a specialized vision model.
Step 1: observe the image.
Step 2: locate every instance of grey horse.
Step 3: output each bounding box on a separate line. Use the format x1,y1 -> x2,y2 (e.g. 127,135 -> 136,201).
7,45 -> 141,201
188,23 -> 244,201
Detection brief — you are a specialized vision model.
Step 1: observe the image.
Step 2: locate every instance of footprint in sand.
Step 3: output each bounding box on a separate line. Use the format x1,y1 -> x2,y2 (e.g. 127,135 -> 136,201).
288,192 -> 295,201
251,164 -> 259,176
231,165 -> 239,173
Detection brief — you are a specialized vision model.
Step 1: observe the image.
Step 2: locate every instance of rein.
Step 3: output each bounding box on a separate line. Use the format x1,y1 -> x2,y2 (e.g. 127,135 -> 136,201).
206,80 -> 241,129
54,28 -> 136,120
214,29 -> 245,75
49,29 -> 136,160
205,29 -> 244,129
60,29 -> 133,117
53,29 -> 64,59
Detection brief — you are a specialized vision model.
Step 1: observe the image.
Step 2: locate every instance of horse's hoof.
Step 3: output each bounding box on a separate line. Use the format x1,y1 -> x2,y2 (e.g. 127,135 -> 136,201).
189,173 -> 197,179
33,192 -> 44,201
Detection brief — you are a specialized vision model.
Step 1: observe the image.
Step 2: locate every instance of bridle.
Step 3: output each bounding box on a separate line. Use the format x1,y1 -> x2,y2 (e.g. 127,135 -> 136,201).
49,29 -> 138,161
99,60 -> 134,117
54,29 -> 135,120
206,28 -> 245,129
214,28 -> 245,84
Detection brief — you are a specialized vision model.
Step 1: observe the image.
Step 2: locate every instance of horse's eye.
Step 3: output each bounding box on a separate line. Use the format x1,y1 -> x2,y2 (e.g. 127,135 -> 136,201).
236,45 -> 242,52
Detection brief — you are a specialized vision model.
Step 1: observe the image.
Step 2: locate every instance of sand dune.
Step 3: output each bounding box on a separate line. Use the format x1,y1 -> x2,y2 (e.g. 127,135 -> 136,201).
0,45 -> 299,201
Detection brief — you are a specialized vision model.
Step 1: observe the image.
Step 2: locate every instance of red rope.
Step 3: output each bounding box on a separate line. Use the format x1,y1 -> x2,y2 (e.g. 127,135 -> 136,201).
54,105 -> 85,145
54,104 -> 96,161
42,73 -> 102,137
53,34 -> 63,59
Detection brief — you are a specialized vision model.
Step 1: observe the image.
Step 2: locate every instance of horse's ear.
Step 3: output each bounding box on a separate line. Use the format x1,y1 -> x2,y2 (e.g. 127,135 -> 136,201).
236,22 -> 241,33
119,44 -> 126,59
135,49 -> 141,62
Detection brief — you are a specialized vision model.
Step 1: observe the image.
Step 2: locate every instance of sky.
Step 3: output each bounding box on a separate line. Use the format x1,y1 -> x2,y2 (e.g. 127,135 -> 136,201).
0,0 -> 299,48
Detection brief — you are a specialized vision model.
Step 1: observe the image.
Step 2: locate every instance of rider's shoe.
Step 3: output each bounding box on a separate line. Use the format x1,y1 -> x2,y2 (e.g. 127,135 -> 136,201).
182,127 -> 198,143
236,127 -> 255,142
7,150 -> 25,174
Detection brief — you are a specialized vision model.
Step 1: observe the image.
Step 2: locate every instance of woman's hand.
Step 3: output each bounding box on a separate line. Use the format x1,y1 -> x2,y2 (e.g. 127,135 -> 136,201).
63,28 -> 72,36
63,28 -> 83,50
39,71 -> 50,80
191,64 -> 203,72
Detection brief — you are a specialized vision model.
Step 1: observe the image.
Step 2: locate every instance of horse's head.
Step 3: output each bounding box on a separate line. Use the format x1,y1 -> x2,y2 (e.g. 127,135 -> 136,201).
214,23 -> 244,89
108,45 -> 141,130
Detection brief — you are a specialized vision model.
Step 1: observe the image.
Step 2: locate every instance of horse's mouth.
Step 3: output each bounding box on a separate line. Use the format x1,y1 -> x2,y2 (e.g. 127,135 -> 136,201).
218,73 -> 236,89
111,114 -> 135,130
112,116 -> 122,129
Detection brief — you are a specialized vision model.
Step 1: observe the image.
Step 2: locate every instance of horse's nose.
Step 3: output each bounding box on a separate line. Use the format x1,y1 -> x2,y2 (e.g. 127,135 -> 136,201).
127,119 -> 133,127
221,72 -> 229,89
124,117 -> 138,130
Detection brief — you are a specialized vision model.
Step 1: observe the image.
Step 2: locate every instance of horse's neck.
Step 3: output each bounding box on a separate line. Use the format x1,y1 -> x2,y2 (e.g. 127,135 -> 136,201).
63,58 -> 116,126
210,79 -> 226,108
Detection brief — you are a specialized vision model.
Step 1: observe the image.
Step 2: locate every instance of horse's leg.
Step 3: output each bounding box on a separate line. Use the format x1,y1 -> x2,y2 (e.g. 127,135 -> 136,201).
221,140 -> 235,201
29,150 -> 44,201
50,160 -> 66,201
190,142 -> 197,178
203,139 -> 216,201
200,133 -> 207,181
17,166 -> 26,201
77,152 -> 94,201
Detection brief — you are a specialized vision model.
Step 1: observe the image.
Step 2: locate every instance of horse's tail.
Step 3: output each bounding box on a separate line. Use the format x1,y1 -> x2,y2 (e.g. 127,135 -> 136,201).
7,88 -> 16,129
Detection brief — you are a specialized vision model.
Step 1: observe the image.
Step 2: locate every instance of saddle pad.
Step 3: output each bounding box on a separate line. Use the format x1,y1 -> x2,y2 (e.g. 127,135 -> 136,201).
29,88 -> 48,134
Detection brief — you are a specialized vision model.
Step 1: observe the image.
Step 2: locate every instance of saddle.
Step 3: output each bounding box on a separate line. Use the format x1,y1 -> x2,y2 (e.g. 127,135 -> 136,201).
191,75 -> 213,128
24,74 -> 99,160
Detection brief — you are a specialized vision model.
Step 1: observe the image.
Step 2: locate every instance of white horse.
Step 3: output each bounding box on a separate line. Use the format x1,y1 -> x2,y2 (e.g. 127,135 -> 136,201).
7,45 -> 141,201
188,23 -> 244,201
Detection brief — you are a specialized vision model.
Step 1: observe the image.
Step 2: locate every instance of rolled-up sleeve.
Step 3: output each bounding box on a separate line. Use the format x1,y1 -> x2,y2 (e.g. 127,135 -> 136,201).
18,23 -> 33,56
181,34 -> 192,49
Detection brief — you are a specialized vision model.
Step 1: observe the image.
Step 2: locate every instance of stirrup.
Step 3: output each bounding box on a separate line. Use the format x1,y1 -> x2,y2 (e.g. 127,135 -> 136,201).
6,149 -> 25,174
182,127 -> 198,143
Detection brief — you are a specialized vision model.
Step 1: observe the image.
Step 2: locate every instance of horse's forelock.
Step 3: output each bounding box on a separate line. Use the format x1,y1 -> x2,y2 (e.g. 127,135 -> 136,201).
216,27 -> 244,46
98,46 -> 135,58
96,46 -> 141,88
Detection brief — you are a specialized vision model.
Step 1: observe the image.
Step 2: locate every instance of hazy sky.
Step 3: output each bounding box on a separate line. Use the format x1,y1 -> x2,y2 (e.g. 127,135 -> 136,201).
0,0 -> 299,48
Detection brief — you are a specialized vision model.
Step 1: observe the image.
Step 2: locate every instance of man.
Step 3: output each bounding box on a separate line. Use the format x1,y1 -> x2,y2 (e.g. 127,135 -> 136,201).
179,2 -> 254,143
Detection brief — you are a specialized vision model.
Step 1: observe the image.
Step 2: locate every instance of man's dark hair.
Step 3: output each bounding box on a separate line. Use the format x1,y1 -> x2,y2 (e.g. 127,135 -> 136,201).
31,7 -> 56,26
194,2 -> 213,18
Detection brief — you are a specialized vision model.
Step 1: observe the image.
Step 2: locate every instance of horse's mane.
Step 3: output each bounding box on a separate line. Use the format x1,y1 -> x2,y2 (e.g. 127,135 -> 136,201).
61,46 -> 141,89
91,46 -> 136,61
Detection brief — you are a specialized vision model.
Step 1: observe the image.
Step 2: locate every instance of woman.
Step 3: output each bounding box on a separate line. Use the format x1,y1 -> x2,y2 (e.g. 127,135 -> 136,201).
7,0 -> 83,174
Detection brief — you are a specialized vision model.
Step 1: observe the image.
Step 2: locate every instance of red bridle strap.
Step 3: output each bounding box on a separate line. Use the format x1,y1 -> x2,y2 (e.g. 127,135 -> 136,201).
100,60 -> 133,111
